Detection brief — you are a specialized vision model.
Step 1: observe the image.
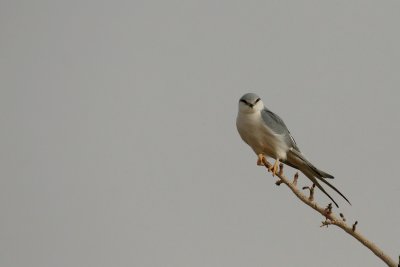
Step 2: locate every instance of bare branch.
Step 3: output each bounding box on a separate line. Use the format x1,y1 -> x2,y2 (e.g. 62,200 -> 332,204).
260,157 -> 397,267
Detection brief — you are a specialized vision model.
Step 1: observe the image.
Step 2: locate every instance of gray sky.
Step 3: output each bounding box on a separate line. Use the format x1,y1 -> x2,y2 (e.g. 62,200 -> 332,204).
1,1 -> 400,266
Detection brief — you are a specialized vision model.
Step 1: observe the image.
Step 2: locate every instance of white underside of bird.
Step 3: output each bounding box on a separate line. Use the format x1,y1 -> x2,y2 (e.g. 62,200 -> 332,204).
237,110 -> 289,160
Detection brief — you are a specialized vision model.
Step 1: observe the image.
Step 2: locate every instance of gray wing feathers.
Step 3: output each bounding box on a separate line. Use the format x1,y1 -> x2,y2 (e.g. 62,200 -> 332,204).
261,108 -> 299,150
260,108 -> 288,134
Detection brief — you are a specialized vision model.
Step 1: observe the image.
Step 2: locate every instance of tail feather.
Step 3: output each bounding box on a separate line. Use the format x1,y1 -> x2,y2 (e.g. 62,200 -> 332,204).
315,176 -> 351,205
311,166 -> 334,179
286,149 -> 351,207
305,175 -> 340,208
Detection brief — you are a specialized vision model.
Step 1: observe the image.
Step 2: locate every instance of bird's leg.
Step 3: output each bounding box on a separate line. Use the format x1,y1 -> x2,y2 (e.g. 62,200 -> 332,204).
257,154 -> 265,166
268,158 -> 280,177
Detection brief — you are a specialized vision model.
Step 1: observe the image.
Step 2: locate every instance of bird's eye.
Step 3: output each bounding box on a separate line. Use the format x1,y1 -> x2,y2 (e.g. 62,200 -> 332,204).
240,99 -> 248,105
255,98 -> 260,104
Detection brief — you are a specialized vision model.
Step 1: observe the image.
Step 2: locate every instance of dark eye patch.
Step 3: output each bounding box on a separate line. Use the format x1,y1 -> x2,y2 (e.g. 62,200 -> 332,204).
255,98 -> 260,104
240,99 -> 248,105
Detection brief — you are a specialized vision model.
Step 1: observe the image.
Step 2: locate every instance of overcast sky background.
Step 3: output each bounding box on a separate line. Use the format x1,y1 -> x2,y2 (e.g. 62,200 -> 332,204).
1,1 -> 400,266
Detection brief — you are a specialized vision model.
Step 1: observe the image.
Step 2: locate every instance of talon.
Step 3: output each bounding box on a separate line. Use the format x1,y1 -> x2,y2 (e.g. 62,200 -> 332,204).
257,154 -> 265,166
268,159 -> 280,176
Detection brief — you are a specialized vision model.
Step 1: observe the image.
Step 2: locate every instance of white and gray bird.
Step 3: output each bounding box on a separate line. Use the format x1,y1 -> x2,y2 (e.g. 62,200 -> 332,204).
236,93 -> 350,207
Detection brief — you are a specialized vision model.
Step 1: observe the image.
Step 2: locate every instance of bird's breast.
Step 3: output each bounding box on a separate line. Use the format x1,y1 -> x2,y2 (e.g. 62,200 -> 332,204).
236,111 -> 289,160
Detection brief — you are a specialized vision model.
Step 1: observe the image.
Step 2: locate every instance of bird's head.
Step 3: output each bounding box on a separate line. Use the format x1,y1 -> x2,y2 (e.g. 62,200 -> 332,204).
238,93 -> 264,113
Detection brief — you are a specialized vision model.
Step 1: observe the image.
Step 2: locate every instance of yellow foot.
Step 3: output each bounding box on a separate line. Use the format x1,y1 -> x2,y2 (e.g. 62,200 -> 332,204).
257,154 -> 265,166
268,159 -> 280,177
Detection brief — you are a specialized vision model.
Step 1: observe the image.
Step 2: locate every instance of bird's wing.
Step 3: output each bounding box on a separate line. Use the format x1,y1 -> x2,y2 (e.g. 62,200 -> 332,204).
261,108 -> 300,151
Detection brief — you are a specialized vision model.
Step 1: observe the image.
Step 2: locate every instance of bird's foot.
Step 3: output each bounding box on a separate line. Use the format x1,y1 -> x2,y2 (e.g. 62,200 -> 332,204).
257,154 -> 265,166
268,159 -> 280,177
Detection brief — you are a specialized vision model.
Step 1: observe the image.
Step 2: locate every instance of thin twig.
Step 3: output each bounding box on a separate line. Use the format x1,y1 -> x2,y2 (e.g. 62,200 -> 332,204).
260,157 -> 397,267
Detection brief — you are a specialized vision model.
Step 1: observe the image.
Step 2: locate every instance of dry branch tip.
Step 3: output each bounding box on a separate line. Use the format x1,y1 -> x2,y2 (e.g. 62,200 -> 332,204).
302,184 -> 315,201
292,172 -> 298,186
278,163 -> 284,176
352,221 -> 358,232
321,219 -> 331,228
325,203 -> 333,216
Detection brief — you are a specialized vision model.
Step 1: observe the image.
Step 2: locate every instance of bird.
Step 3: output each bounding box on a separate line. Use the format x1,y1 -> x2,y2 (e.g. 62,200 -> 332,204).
236,93 -> 350,207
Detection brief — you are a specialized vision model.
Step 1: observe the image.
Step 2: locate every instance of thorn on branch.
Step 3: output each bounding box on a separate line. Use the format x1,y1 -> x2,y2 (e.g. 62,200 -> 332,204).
340,213 -> 346,222
275,179 -> 283,186
325,203 -> 333,216
302,184 -> 316,201
278,163 -> 284,176
352,221 -> 358,232
310,184 -> 315,201
293,172 -> 298,187
320,219 -> 331,228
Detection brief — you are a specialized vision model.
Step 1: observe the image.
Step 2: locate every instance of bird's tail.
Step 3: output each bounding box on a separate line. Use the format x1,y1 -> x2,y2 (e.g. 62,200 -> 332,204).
285,149 -> 351,208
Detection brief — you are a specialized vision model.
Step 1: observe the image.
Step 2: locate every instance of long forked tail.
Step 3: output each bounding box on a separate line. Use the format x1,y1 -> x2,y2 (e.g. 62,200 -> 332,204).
315,175 -> 351,206
304,174 -> 341,208
305,172 -> 351,207
286,149 -> 351,208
